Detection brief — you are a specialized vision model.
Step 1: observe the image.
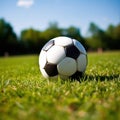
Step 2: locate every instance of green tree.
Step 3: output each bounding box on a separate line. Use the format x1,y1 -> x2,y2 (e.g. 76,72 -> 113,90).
41,22 -> 62,40
86,23 -> 108,50
20,28 -> 41,53
106,24 -> 120,49
62,26 -> 85,46
20,22 -> 62,54
0,19 -> 18,55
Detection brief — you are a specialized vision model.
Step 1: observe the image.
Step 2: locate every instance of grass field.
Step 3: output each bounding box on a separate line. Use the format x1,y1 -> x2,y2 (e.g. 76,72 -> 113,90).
0,51 -> 120,120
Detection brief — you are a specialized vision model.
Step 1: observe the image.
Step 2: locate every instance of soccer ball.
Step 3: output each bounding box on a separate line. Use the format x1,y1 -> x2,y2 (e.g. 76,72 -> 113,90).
39,36 -> 87,80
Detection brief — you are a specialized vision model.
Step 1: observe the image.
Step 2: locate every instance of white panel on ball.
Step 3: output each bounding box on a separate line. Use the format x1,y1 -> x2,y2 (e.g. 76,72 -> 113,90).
73,39 -> 86,55
39,50 -> 47,69
54,36 -> 73,46
57,57 -> 77,76
77,54 -> 87,72
47,45 -> 66,64
40,68 -> 49,78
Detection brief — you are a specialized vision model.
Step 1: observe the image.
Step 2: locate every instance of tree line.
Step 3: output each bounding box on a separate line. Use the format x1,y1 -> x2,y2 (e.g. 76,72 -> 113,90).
0,18 -> 120,56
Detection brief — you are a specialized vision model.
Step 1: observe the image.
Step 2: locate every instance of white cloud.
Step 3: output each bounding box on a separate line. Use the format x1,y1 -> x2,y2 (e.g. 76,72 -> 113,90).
17,0 -> 34,8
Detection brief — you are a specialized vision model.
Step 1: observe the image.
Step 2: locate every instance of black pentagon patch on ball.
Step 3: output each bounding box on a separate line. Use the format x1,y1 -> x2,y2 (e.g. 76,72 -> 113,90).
69,71 -> 83,80
43,40 -> 54,51
65,44 -> 80,59
44,62 -> 58,76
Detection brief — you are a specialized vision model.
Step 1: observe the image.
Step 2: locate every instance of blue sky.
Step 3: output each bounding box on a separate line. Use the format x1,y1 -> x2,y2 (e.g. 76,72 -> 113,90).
0,0 -> 120,36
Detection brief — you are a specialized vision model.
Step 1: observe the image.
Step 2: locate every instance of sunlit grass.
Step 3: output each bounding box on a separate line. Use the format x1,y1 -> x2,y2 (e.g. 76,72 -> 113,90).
0,51 -> 120,120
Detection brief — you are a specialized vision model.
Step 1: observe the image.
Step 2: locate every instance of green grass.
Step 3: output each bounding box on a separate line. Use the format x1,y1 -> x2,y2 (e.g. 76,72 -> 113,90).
0,51 -> 120,120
